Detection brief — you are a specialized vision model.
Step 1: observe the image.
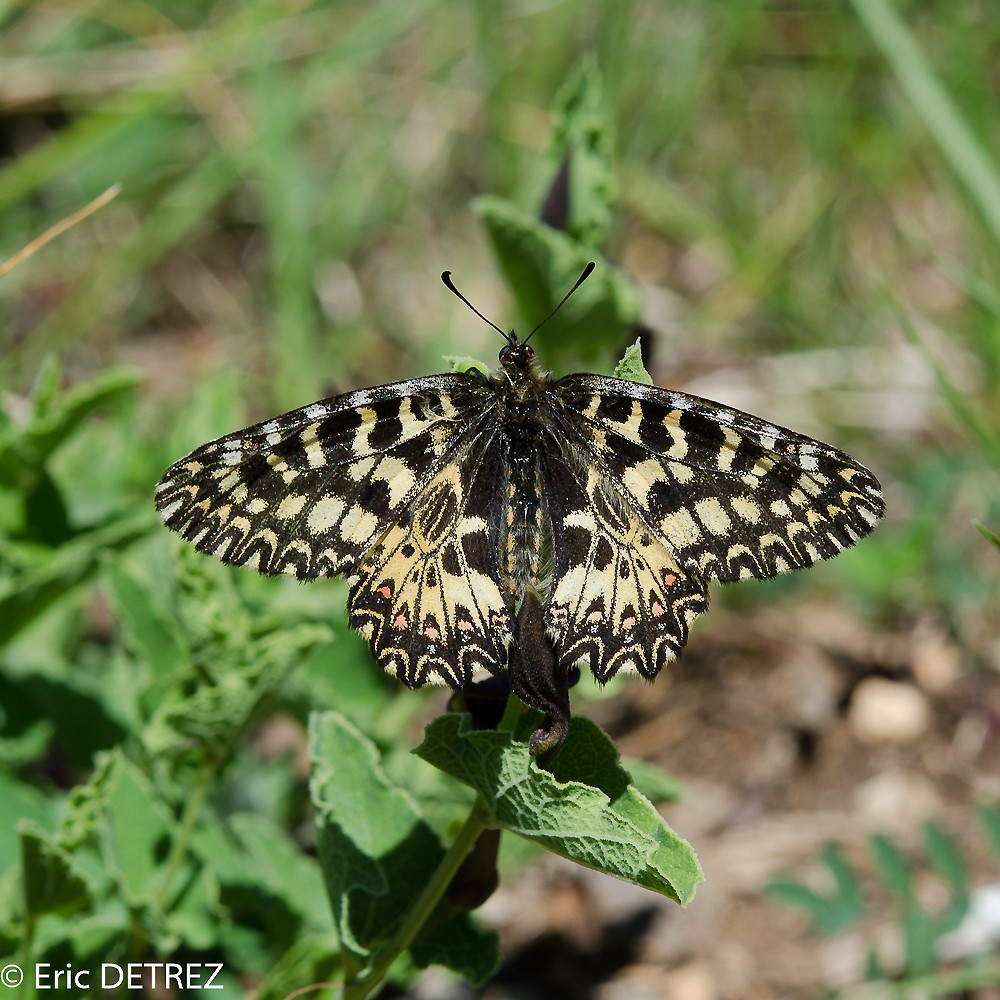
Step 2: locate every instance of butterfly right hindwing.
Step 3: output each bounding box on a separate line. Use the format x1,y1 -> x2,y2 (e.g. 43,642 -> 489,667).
541,442 -> 709,682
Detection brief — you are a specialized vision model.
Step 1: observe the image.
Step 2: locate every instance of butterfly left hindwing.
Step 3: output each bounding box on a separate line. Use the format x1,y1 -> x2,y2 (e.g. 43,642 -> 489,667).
347,430 -> 513,687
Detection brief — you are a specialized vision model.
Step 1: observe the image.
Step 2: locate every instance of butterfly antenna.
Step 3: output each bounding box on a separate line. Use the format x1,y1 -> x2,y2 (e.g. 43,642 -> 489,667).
441,271 -> 509,341
523,261 -> 596,344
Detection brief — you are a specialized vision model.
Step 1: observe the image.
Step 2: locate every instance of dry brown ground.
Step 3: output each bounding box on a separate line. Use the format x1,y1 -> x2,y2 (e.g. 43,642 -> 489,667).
448,602 -> 1000,1000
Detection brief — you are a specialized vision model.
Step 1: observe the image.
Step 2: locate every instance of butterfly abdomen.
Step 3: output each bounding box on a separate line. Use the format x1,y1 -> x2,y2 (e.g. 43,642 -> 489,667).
496,372 -> 549,603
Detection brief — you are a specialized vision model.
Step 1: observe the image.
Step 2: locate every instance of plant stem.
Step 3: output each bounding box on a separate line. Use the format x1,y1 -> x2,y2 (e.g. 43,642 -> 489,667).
498,691 -> 523,733
154,767 -> 211,910
342,799 -> 490,1000
836,960 -> 1000,998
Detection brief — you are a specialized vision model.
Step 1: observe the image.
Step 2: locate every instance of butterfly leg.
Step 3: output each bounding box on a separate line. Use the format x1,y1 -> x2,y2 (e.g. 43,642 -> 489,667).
509,591 -> 572,761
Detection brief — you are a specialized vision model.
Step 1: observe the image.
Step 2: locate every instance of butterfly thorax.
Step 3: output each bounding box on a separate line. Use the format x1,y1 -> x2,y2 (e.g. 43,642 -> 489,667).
492,334 -> 552,602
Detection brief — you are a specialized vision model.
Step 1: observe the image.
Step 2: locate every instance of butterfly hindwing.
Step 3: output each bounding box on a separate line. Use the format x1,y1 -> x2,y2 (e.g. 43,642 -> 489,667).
541,445 -> 709,681
550,374 -> 884,584
347,428 -> 514,687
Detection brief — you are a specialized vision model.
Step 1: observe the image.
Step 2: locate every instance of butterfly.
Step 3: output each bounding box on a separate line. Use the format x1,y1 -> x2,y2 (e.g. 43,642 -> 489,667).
155,264 -> 884,753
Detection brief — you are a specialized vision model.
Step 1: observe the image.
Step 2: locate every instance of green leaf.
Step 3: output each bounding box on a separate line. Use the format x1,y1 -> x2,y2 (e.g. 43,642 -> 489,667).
0,717 -> 53,770
0,365 -> 141,490
766,880 -> 833,926
57,753 -> 117,849
870,833 -> 914,900
901,908 -> 939,977
923,821 -> 968,903
613,339 -> 653,385
0,510 -> 155,646
164,864 -> 219,952
474,196 -> 639,367
620,758 -> 684,805
415,713 -> 702,904
99,752 -> 177,906
0,772 -> 56,872
978,803 -> 1000,863
106,561 -> 188,680
228,813 -> 333,931
145,620 -> 330,757
546,58 -> 617,247
20,821 -> 94,918
309,711 -> 500,985
767,843 -> 864,934
922,822 -> 970,940
443,354 -> 491,376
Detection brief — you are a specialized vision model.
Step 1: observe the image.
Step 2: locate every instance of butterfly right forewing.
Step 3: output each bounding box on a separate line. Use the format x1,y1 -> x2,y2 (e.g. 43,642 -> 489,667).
551,374 -> 884,583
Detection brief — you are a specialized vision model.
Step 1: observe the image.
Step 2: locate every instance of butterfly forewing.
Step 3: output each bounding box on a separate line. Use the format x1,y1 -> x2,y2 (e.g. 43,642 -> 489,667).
549,374 -> 885,584
155,374 -> 492,579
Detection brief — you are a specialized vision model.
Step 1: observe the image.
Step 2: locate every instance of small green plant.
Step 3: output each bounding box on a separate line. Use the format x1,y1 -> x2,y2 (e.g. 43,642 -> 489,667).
767,807 -> 1000,996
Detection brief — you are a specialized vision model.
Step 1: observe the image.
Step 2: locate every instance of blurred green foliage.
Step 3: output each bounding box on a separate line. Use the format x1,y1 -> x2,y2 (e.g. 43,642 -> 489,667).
768,812 -> 1000,993
2,0 -> 1000,995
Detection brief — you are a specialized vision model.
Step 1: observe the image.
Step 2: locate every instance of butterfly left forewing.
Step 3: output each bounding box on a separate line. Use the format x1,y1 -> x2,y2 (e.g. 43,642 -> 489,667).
155,374 -> 491,579
551,374 -> 884,583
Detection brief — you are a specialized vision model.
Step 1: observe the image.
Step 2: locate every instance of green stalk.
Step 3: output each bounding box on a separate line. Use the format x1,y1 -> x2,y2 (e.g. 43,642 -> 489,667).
837,960 -> 1000,998
498,691 -> 524,733
343,800 -> 490,1000
153,769 -> 211,911
341,695 -> 519,998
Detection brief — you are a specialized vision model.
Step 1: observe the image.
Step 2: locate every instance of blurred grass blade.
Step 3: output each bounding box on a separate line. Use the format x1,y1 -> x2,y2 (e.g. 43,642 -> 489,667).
0,185 -> 120,279
974,523 -> 1000,551
850,0 -> 1000,246
890,301 -> 1000,469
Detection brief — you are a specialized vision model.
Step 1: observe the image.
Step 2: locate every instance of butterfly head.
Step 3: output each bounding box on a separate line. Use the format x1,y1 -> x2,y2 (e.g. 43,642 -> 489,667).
499,333 -> 536,372
441,262 -> 594,381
